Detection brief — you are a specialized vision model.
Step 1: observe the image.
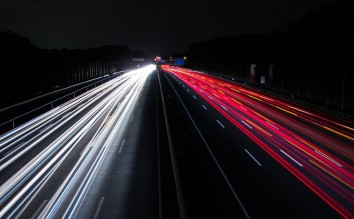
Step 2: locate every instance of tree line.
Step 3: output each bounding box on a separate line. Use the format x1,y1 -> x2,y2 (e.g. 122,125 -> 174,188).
0,31 -> 146,108
186,0 -> 353,115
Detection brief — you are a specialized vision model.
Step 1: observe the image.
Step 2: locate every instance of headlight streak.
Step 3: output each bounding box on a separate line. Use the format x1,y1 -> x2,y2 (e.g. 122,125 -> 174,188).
1,75 -> 129,214
0,87 -> 113,171
162,65 -> 354,218
0,77 -> 129,165
42,73 -> 146,218
65,77 -> 147,219
0,87 -> 94,145
5,148 -> 67,219
0,65 -> 155,218
0,107 -> 58,142
0,73 -> 131,145
0,74 -> 133,158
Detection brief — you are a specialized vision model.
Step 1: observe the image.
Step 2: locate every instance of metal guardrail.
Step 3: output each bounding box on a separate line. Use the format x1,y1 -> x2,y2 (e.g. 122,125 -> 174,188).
157,68 -> 185,219
0,70 -> 129,132
195,69 -> 354,122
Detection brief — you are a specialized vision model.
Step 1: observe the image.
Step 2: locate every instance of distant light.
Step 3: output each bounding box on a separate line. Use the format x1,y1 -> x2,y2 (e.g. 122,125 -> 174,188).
184,56 -> 187,60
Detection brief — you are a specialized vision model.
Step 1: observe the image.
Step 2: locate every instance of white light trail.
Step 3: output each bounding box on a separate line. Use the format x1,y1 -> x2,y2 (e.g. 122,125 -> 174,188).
0,65 -> 155,218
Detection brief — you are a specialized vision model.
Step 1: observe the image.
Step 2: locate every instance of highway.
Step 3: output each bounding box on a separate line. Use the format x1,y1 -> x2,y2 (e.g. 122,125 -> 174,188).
161,65 -> 353,219
1,63 -> 352,219
0,65 -> 159,218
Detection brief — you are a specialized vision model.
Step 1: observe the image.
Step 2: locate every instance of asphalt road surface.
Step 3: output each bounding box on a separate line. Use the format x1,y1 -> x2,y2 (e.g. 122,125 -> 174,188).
0,65 -> 163,219
160,65 -> 352,219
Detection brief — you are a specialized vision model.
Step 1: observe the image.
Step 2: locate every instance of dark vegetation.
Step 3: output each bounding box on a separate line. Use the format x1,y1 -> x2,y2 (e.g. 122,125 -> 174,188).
0,0 -> 352,115
0,32 -> 146,108
187,0 -> 353,115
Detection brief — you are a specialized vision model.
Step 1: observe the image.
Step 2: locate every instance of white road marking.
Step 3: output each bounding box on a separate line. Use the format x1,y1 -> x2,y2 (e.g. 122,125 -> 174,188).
314,150 -> 343,167
31,200 -> 47,219
216,120 -> 225,128
163,74 -> 251,219
130,115 -> 134,123
266,121 -> 279,129
202,105 -> 207,110
93,197 -> 105,219
280,149 -> 303,167
240,106 -> 248,111
244,149 -> 262,166
221,105 -> 228,111
241,120 -> 252,129
119,139 -> 125,154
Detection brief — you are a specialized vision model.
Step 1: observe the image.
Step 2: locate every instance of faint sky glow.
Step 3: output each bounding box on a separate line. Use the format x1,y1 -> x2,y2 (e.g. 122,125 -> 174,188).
0,0 -> 337,56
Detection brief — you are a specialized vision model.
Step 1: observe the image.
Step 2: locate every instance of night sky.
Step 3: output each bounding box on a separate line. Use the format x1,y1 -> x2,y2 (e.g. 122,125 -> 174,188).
0,0 -> 337,56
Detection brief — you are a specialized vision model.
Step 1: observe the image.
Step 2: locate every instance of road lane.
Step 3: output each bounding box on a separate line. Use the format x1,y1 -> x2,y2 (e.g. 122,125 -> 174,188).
162,65 -> 350,218
0,65 -> 156,218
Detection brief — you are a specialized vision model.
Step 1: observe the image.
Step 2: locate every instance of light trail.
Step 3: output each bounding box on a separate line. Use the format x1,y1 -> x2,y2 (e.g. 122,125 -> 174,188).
0,65 -> 155,218
162,65 -> 354,219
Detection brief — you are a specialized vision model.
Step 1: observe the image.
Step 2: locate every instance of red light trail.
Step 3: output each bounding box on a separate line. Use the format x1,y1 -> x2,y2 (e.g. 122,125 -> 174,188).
162,65 -> 354,219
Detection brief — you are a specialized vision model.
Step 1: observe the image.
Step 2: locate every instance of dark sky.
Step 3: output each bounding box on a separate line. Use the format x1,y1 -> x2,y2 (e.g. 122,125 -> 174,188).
0,0 -> 336,56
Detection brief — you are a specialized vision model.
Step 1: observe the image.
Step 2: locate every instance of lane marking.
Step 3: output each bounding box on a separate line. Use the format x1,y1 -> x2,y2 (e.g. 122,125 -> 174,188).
241,120 -> 252,129
240,106 -> 248,111
130,115 -> 134,123
187,89 -> 190,92
31,200 -> 48,219
314,150 -> 343,167
246,120 -> 272,136
202,105 -> 207,110
266,121 -> 279,129
244,149 -> 262,166
280,149 -> 303,167
119,139 -> 125,154
93,197 -> 105,219
221,105 -> 228,111
216,120 -> 225,128
163,73 -> 251,219
193,95 -> 197,99
136,101 -> 139,107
